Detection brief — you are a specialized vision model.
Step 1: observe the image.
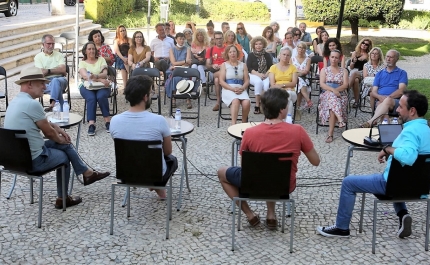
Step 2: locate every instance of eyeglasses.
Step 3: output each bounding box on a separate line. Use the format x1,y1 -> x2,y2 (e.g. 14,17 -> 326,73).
44,43 -> 55,45
215,38 -> 223,40
370,52 -> 379,55
237,28 -> 243,30
234,66 -> 238,76
135,36 -> 143,39
362,42 -> 370,46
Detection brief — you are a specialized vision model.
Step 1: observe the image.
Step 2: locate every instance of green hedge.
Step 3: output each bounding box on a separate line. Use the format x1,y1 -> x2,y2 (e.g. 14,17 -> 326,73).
85,0 -> 134,25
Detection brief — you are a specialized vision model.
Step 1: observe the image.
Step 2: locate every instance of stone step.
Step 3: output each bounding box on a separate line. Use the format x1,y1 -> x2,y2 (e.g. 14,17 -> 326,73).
0,19 -> 93,49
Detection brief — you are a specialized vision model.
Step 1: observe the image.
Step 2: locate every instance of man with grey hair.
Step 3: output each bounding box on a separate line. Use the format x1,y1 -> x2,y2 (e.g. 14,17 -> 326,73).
221,22 -> 230,34
360,49 -> 408,128
150,23 -> 175,74
34,34 -> 68,112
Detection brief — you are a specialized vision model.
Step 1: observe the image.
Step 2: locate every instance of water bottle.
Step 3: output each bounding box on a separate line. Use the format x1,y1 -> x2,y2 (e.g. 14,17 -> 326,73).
175,109 -> 181,131
382,118 -> 388,124
87,71 -> 92,85
135,62 -> 140,68
62,100 -> 69,122
53,100 -> 60,120
392,117 -> 398,124
286,113 -> 293,124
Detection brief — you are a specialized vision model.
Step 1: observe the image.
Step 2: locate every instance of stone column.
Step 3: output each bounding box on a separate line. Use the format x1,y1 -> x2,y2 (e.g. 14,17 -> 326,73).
51,0 -> 66,16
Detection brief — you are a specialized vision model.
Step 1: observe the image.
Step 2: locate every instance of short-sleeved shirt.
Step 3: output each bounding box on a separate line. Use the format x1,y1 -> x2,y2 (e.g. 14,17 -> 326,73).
128,45 -> 151,65
268,64 -> 298,84
110,111 -> 171,175
239,122 -> 314,193
150,36 -> 175,58
205,45 -> 226,65
78,57 -> 108,86
34,50 -> 65,78
373,67 -> 408,96
4,92 -> 46,159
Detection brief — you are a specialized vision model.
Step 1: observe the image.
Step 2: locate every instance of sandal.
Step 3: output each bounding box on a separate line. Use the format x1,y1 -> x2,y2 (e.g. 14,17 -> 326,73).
359,121 -> 371,128
306,99 -> 313,108
352,102 -> 358,108
266,219 -> 278,230
248,213 -> 261,227
186,101 -> 192,109
254,106 -> 261,114
338,121 -> 346,128
325,135 -> 333,143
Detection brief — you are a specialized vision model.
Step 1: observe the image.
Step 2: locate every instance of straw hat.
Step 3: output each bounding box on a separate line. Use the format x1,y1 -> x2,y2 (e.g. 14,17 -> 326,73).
15,67 -> 49,85
176,80 -> 194,95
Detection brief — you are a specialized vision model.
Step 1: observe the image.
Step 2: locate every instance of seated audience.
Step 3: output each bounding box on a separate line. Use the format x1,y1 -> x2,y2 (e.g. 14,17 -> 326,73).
316,30 -> 329,58
165,22 -> 176,45
217,88 -> 320,229
165,33 -> 192,109
88,29 -> 114,66
219,45 -> 250,125
360,50 -> 408,128
236,22 -> 252,55
150,23 -> 175,75
206,20 -> 215,45
224,30 -> 244,61
191,28 -> 210,85
350,38 -> 373,108
270,21 -> 282,44
128,31 -> 152,71
268,47 -> 298,118
113,25 -> 131,87
362,47 -> 385,110
206,31 -> 226,111
183,28 -> 193,48
5,67 -> 110,209
291,42 -> 312,121
318,49 -> 349,143
221,22 -> 230,34
322,38 -> 345,69
262,26 -> 277,61
317,90 -> 430,238
282,32 -> 295,51
110,75 -> 178,200
246,36 -> 273,114
78,42 -> 112,136
292,27 -> 301,47
299,22 -> 313,55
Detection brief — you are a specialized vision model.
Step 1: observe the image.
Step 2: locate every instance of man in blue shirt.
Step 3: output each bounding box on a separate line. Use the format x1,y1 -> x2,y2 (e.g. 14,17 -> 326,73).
317,90 -> 430,238
299,23 -> 312,55
361,49 -> 408,127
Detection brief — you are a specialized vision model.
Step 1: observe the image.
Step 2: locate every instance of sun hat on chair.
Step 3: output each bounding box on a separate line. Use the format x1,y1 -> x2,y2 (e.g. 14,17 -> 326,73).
176,79 -> 194,95
15,67 -> 49,85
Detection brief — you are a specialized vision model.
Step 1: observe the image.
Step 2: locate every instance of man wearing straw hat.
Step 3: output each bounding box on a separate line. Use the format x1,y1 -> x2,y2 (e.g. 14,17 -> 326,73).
4,67 -> 110,209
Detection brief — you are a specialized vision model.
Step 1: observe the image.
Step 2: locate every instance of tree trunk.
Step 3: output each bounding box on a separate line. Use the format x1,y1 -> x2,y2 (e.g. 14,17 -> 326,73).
51,0 -> 65,16
348,17 -> 359,46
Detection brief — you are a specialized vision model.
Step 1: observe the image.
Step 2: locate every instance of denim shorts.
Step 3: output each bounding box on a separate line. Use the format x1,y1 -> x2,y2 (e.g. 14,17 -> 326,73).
226,166 -> 242,188
115,55 -> 126,70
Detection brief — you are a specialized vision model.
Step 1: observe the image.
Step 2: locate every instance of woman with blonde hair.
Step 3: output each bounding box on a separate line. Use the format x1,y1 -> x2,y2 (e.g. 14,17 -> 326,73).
219,45 -> 250,125
246,36 -> 273,114
236,22 -> 252,54
224,30 -> 244,61
191,28 -> 210,84
269,21 -> 282,44
168,20 -> 176,35
362,47 -> 385,110
350,38 -> 373,108
268,46 -> 298,118
113,25 -> 132,86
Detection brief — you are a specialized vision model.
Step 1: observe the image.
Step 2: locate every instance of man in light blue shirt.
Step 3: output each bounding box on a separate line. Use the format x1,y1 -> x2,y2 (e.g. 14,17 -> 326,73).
317,90 -> 430,238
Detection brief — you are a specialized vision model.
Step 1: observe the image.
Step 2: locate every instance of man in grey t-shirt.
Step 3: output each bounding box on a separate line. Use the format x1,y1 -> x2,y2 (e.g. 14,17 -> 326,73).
4,67 -> 110,209
110,75 -> 178,199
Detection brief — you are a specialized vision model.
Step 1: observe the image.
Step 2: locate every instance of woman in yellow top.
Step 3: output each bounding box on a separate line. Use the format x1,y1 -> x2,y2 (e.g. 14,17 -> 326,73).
78,41 -> 111,136
268,46 -> 298,118
128,31 -> 152,71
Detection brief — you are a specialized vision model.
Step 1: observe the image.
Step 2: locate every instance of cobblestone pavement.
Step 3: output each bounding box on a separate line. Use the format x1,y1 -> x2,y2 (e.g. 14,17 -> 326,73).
1,5 -> 430,264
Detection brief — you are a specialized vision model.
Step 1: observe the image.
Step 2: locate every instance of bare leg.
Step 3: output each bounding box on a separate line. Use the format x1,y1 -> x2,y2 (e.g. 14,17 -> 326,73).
255,94 -> 261,108
267,202 -> 276,220
121,69 -> 128,87
367,98 -> 395,125
328,110 -> 336,136
300,86 -> 311,103
217,166 -> 256,220
296,92 -> 303,109
214,72 -> 221,105
241,99 -> 250,123
230,99 -> 240,125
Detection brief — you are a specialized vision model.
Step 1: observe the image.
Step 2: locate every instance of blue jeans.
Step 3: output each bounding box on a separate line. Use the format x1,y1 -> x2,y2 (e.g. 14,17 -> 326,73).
31,140 -> 88,197
79,85 -> 110,122
45,76 -> 68,110
336,173 -> 407,230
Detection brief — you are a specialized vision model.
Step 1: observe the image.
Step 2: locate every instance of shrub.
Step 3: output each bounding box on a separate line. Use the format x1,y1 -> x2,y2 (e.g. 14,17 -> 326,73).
85,0 -> 134,25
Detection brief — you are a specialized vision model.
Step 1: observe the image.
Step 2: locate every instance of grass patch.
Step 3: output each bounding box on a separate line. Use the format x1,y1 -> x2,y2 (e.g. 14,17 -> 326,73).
378,42 -> 430,57
408,79 -> 430,120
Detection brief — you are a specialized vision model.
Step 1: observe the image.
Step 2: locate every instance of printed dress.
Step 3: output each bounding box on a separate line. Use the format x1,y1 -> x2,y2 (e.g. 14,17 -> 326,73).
318,67 -> 348,125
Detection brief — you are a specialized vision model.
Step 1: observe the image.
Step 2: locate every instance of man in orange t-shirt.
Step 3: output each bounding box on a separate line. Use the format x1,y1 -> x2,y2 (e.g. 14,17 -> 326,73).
206,31 -> 226,111
218,88 -> 320,229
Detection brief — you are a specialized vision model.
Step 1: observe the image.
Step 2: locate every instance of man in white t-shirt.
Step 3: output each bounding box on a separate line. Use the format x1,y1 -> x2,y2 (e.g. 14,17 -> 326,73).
110,75 -> 178,199
150,23 -> 175,74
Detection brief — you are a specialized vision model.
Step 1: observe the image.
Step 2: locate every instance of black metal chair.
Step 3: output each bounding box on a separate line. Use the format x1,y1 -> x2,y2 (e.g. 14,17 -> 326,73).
358,154 -> 430,253
0,128 -> 67,228
131,68 -> 162,115
231,151 -> 295,253
110,139 -> 174,238
204,69 -> 217,106
83,66 -> 118,123
170,67 -> 202,127
0,66 -> 8,122
308,55 -> 323,98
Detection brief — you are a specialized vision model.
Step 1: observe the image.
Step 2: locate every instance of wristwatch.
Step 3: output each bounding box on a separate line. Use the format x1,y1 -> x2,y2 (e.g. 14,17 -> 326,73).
382,144 -> 391,155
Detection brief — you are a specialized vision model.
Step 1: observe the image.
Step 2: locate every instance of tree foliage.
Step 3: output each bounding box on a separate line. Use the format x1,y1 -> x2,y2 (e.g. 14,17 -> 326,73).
302,0 -> 405,43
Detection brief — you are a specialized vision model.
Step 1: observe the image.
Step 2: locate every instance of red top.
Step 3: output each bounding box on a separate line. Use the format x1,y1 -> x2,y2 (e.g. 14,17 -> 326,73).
240,122 -> 314,193
205,45 -> 226,65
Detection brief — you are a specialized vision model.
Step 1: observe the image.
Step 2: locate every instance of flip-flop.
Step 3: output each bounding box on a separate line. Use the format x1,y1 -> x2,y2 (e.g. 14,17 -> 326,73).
306,99 -> 313,108
338,121 -> 346,128
248,214 -> 260,227
325,135 -> 333,143
360,121 -> 371,128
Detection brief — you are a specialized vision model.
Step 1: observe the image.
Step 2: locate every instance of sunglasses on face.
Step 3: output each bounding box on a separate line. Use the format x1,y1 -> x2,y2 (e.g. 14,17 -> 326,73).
237,28 -> 243,30
362,42 -> 370,46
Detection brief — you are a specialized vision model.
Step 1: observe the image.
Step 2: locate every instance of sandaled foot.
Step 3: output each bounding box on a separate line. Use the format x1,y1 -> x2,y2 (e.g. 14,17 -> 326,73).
338,121 -> 346,128
360,121 -> 371,128
352,102 -> 358,108
266,219 -> 278,230
325,135 -> 333,143
254,106 -> 261,114
306,99 -> 313,108
247,213 -> 260,227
